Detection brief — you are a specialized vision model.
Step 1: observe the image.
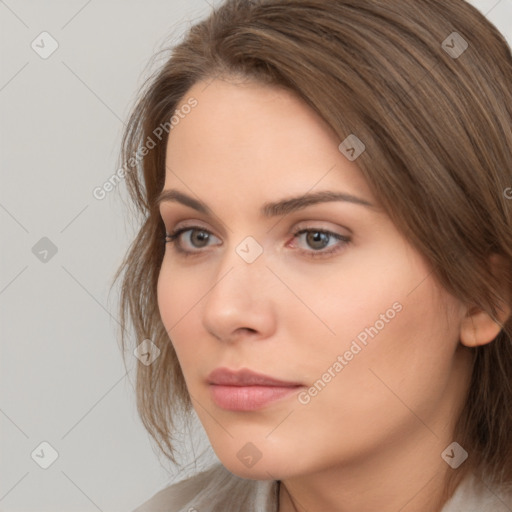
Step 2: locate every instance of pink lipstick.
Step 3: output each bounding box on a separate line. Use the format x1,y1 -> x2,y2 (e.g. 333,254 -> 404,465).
207,367 -> 303,411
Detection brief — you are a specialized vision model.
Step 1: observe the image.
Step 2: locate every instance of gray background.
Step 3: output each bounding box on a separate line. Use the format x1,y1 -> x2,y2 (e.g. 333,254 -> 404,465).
1,1 -> 511,510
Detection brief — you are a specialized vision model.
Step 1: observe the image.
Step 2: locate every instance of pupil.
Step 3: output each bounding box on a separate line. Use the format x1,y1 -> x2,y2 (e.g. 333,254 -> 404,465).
191,230 -> 209,247
307,231 -> 329,250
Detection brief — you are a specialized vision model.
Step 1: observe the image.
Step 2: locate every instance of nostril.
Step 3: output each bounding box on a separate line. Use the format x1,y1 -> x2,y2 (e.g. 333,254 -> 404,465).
238,327 -> 258,335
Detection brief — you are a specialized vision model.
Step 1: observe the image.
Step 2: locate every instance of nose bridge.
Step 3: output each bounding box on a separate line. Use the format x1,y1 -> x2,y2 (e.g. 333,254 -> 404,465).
206,242 -> 266,312
213,234 -> 268,296
201,239 -> 275,340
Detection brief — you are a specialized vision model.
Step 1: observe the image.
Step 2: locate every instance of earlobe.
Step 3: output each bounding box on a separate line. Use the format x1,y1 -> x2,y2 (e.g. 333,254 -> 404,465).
460,304 -> 509,348
459,254 -> 511,348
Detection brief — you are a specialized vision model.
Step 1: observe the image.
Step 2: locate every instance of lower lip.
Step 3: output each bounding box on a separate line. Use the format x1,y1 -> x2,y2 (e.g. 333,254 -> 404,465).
209,385 -> 302,411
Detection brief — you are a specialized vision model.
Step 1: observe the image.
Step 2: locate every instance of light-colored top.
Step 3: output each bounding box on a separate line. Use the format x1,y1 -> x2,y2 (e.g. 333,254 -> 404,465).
132,463 -> 512,512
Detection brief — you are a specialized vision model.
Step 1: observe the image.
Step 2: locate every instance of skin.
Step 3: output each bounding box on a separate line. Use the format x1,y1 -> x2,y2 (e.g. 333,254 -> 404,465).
157,77 -> 507,512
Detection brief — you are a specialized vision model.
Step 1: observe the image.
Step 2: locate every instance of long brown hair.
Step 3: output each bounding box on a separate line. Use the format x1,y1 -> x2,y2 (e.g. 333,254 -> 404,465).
113,0 -> 512,495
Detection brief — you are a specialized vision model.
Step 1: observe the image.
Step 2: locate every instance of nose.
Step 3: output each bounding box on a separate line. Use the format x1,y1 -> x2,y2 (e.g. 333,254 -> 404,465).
201,248 -> 277,343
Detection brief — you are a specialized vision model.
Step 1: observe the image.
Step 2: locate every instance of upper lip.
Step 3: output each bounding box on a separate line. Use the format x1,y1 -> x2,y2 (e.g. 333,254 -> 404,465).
207,367 -> 302,387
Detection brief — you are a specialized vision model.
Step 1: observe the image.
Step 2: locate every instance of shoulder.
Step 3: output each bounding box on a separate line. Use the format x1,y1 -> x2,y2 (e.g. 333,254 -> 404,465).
442,474 -> 512,512
131,463 -> 278,512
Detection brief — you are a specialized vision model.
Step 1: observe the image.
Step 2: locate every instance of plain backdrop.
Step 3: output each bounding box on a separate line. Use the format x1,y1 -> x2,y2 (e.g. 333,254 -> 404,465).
1,1 -> 511,510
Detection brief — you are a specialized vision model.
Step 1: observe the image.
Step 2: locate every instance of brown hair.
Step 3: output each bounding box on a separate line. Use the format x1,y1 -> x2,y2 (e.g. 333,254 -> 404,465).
113,0 -> 512,496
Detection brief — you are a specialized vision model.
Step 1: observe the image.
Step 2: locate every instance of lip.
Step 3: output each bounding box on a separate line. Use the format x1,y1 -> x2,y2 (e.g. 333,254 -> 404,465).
207,367 -> 304,411
207,367 -> 302,387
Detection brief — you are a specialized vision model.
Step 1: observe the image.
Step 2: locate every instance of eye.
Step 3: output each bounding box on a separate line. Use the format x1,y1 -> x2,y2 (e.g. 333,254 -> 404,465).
301,231 -> 332,250
165,226 -> 222,254
290,228 -> 350,257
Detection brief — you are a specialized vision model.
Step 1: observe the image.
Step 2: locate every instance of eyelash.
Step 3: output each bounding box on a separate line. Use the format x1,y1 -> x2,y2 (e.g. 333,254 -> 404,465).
163,225 -> 350,259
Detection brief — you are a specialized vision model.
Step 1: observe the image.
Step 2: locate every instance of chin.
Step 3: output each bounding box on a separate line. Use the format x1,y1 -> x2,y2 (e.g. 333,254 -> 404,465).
216,449 -> 302,481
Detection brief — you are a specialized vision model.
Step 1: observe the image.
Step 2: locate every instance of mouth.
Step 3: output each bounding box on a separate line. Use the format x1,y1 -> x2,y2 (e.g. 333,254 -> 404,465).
207,367 -> 304,411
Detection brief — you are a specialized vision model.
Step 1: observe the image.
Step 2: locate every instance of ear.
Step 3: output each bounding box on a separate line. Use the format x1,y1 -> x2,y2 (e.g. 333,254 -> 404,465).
460,254 -> 511,348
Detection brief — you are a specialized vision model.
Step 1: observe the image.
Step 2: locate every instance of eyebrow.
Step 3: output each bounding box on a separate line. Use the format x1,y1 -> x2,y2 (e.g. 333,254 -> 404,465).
156,189 -> 376,217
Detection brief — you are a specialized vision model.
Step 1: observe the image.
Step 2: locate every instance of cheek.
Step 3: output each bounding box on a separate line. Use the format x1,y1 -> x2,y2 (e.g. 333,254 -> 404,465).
278,248 -> 413,358
291,248 -> 462,410
308,278 -> 461,426
281,283 -> 461,469
157,264 -> 178,331
156,262 -> 205,364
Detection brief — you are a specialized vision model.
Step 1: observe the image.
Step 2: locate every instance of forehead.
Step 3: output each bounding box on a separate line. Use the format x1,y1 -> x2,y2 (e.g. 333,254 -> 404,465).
164,79 -> 373,204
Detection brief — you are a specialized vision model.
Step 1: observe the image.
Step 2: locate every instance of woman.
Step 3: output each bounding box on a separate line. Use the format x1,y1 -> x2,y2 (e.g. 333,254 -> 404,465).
115,0 -> 512,510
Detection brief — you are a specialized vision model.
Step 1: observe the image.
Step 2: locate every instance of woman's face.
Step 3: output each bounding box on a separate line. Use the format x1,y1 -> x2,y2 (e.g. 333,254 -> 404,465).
157,78 -> 472,480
